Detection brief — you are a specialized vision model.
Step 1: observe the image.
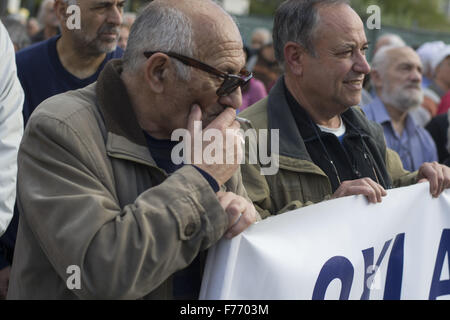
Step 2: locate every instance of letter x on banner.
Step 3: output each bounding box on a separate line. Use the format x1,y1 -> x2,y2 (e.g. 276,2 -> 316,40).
200,183 -> 450,300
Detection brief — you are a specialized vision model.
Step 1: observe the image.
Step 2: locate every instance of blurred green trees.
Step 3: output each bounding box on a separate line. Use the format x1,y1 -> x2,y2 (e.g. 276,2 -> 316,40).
249,0 -> 450,31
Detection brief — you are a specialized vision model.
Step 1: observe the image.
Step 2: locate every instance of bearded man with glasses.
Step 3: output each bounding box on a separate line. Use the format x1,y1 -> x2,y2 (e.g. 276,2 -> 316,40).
8,0 -> 258,300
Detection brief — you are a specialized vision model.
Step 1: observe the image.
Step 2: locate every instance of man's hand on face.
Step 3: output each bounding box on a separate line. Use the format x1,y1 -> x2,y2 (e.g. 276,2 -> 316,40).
417,162 -> 450,198
187,104 -> 243,186
332,178 -> 387,204
216,191 -> 258,239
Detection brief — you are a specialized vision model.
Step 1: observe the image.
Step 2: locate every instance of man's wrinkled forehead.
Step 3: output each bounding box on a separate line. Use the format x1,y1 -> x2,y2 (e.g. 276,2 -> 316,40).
388,47 -> 423,69
315,4 -> 367,46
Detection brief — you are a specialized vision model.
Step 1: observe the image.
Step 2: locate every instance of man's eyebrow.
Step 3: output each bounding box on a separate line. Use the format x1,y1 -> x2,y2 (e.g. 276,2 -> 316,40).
92,0 -> 125,7
333,41 -> 370,51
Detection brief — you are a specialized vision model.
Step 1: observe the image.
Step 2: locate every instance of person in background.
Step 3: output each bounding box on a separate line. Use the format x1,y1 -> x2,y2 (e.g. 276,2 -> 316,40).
26,17 -> 40,38
252,42 -> 282,92
250,27 -> 271,50
246,27 -> 272,72
122,11 -> 136,27
373,33 -> 405,54
426,109 -> 450,166
437,90 -> 450,115
428,46 -> 450,101
31,0 -> 59,43
0,21 -> 24,298
421,45 -> 450,121
363,33 -> 406,107
363,45 -> 438,172
16,0 -> 124,124
239,46 -> 267,112
118,23 -> 130,50
416,41 -> 446,89
1,16 -> 30,51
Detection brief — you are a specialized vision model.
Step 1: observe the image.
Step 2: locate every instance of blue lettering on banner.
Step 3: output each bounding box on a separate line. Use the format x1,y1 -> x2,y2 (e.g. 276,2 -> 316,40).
429,229 -> 450,300
361,238 -> 392,300
312,256 -> 354,300
383,233 -> 404,300
312,230 -> 450,300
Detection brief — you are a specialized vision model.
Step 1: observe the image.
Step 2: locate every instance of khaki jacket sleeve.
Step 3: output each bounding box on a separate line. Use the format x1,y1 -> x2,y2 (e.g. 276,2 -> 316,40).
385,147 -> 418,187
240,156 -> 311,219
18,114 -> 229,299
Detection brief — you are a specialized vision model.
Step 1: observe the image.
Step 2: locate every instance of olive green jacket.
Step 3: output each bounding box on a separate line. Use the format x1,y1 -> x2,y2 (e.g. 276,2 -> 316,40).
8,60 -> 251,299
239,78 -> 418,219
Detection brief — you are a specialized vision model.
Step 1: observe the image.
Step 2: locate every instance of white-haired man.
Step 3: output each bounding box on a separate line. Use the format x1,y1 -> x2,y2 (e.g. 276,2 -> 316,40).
363,45 -> 438,172
8,0 -> 257,299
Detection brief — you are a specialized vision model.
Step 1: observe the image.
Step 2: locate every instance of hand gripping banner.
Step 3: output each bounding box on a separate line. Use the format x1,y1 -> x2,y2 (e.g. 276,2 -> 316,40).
200,183 -> 450,300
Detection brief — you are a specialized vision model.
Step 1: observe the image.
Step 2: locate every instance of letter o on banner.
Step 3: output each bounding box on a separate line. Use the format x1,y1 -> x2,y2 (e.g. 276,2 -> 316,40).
312,256 -> 354,300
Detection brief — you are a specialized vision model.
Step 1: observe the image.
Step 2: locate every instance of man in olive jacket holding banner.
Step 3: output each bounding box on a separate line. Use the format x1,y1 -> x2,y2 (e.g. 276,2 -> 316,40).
8,0 -> 258,299
239,0 -> 450,218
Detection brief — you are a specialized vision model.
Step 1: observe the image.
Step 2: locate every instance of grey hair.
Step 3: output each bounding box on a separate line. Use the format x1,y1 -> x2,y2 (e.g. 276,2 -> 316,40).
122,3 -> 194,81
273,0 -> 349,65
251,28 -> 271,44
375,33 -> 405,48
371,44 -> 408,76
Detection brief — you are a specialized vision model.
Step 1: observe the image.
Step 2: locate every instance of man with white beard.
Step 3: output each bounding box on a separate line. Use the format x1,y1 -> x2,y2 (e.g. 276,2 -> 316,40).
363,45 -> 438,171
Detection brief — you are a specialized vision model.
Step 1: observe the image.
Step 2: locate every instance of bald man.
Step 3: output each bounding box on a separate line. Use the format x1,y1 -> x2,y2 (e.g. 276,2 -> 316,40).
8,0 -> 257,300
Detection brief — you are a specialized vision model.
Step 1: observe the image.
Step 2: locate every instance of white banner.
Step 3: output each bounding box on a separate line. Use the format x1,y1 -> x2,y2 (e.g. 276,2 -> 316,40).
200,183 -> 450,300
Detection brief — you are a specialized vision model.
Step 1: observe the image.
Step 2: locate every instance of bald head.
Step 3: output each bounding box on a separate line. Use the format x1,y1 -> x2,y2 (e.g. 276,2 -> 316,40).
123,0 -> 243,75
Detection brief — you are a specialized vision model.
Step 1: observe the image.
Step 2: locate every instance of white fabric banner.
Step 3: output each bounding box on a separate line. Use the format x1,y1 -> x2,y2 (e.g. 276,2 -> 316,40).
200,183 -> 450,300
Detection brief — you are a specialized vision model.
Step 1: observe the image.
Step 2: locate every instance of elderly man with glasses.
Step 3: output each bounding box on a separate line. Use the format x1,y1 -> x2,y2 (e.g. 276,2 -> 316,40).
8,0 -> 258,300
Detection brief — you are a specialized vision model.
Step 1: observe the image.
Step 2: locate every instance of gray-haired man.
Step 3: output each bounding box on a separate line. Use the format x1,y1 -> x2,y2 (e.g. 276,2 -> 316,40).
8,0 -> 258,299
239,0 -> 450,218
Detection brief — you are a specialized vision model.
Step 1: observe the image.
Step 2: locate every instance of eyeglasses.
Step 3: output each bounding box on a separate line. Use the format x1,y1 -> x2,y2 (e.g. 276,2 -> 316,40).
143,51 -> 253,97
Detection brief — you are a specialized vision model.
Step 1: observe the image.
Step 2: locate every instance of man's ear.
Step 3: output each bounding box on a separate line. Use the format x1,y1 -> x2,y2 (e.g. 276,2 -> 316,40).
143,53 -> 170,94
284,41 -> 306,76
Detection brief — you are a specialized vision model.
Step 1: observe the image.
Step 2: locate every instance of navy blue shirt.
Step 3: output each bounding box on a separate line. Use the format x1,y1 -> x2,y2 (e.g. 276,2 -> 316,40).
16,35 -> 123,124
143,132 -> 219,299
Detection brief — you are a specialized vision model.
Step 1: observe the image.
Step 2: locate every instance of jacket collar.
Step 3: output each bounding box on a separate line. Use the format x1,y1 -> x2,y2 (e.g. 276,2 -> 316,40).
266,77 -> 312,161
267,77 -> 374,160
96,59 -> 158,168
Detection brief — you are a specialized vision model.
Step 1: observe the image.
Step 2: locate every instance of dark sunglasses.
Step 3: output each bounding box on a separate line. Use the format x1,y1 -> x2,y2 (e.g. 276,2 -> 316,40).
143,51 -> 253,97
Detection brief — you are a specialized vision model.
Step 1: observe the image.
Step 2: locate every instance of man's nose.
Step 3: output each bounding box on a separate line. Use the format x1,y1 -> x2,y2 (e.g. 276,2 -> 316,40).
410,68 -> 422,83
218,87 -> 243,111
353,52 -> 371,75
107,4 -> 123,26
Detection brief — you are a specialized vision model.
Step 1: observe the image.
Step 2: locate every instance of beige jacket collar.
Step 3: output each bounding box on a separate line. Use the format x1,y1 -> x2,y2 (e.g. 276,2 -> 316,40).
96,59 -> 157,167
